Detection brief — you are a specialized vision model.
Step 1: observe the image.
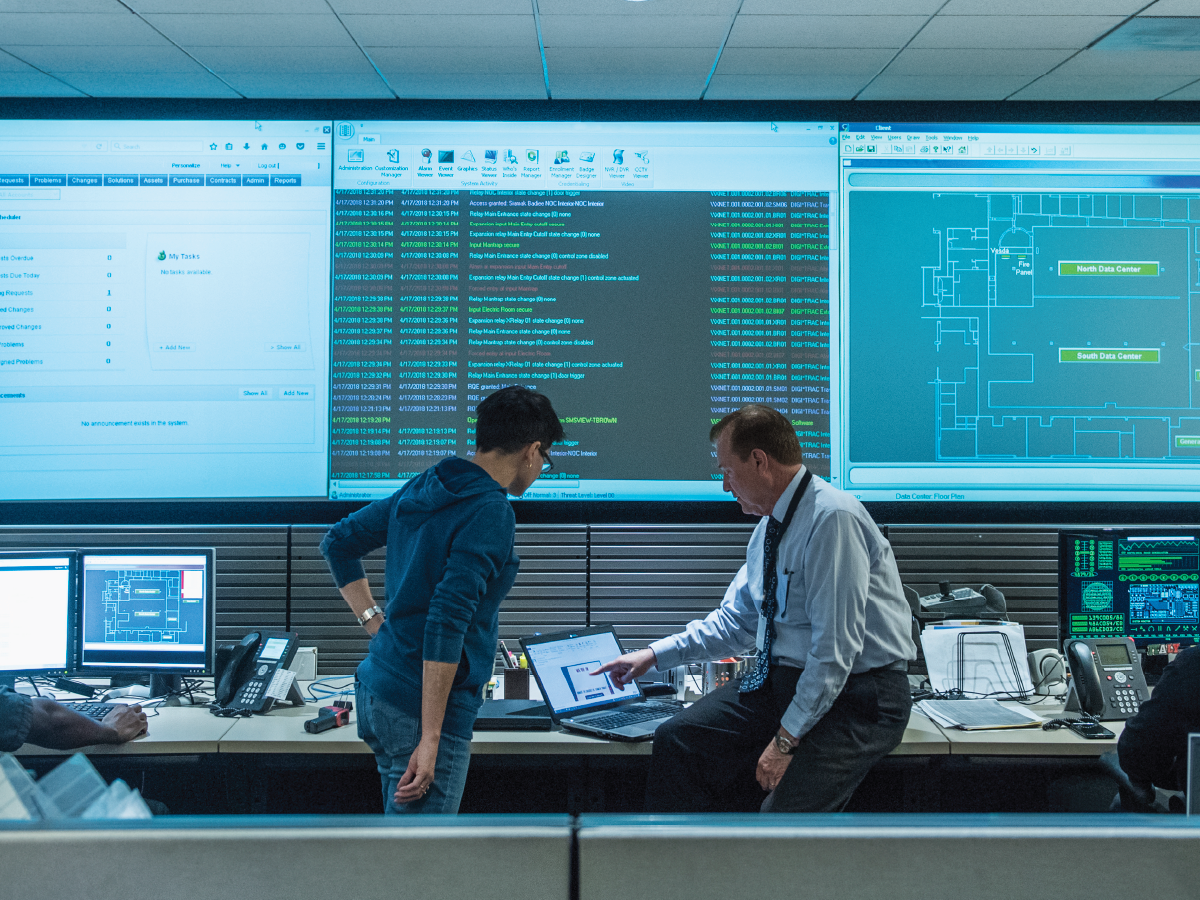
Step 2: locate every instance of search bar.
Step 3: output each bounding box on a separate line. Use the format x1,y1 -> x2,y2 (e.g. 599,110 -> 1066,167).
110,141 -> 210,152
0,141 -> 108,153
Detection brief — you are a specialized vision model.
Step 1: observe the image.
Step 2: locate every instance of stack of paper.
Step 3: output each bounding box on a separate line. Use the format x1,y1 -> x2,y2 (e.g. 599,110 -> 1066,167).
917,699 -> 1043,731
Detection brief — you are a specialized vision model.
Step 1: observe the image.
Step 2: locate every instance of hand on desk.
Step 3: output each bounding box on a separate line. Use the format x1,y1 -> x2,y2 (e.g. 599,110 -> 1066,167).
104,704 -> 149,743
592,648 -> 657,687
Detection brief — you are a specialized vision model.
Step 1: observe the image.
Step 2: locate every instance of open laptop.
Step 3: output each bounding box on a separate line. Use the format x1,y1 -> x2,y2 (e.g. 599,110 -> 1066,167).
520,626 -> 681,741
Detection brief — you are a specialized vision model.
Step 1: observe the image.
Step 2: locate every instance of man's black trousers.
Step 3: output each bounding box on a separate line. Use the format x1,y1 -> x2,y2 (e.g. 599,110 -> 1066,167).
644,664 -> 912,813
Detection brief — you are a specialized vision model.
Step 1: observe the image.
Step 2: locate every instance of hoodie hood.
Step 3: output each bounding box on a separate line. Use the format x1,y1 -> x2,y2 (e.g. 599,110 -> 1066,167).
396,456 -> 503,517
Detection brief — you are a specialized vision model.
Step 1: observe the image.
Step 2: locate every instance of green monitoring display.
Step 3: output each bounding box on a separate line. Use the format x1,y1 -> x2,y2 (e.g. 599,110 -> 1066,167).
1060,530 -> 1200,647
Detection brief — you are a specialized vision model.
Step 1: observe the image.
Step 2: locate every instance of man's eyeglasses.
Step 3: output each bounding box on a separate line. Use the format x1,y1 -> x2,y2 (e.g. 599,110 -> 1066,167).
540,452 -> 553,474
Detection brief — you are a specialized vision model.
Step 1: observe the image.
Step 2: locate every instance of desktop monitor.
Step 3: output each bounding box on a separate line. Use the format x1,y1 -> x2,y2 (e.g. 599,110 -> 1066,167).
0,551 -> 77,678
1059,530 -> 1200,649
75,549 -> 215,685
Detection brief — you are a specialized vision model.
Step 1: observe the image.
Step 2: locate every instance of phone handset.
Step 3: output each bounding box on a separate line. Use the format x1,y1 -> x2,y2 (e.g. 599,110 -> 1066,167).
1066,640 -> 1104,717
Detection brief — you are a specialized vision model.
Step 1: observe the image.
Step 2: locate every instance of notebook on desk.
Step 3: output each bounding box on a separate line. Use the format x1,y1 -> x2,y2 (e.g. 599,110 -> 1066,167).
520,627 -> 681,742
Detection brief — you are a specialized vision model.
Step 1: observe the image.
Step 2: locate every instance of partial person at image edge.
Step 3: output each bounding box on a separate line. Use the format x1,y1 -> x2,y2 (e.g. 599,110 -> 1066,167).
596,403 -> 917,813
1118,644 -> 1200,802
320,385 -> 563,814
0,685 -> 148,752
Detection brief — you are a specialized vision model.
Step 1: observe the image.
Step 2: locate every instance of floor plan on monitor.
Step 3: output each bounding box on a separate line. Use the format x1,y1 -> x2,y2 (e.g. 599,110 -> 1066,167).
849,191 -> 1200,465
84,568 -> 205,644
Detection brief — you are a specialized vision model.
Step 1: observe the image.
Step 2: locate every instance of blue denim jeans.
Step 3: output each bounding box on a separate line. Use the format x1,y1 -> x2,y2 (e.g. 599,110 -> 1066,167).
356,681 -> 472,814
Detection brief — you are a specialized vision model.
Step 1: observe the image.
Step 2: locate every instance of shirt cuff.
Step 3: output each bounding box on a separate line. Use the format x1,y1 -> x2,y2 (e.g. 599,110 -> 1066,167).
648,637 -> 684,671
779,701 -> 814,742
0,692 -> 33,753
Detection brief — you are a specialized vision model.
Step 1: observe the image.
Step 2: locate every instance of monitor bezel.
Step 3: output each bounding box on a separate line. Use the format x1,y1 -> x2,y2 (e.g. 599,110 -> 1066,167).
0,549 -> 79,678
1058,529 -> 1200,651
74,547 -> 216,678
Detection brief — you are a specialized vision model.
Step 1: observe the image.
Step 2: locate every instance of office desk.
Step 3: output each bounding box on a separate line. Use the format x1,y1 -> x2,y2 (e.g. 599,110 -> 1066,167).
934,703 -> 1127,756
13,706 -> 240,757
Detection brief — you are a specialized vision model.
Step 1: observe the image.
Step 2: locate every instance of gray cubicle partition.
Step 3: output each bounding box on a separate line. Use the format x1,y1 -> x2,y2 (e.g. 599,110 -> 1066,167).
576,814 -> 1200,900
0,524 -> 1064,674
0,815 -> 573,900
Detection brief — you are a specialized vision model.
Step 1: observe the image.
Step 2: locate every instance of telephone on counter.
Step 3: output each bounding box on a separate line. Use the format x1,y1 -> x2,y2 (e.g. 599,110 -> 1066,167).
212,631 -> 304,715
1064,637 -> 1149,721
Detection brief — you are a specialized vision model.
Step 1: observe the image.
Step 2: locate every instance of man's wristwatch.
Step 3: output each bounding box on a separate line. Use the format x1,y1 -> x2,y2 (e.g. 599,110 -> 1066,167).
774,730 -> 799,755
357,605 -> 384,627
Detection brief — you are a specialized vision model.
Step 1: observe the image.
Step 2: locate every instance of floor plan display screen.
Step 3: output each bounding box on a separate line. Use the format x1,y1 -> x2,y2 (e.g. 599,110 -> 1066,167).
78,551 -> 212,672
330,121 -> 839,502
840,124 -> 1200,503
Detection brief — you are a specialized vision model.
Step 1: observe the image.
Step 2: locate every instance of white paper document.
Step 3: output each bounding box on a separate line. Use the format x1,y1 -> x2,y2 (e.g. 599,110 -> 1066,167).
920,622 -> 1034,698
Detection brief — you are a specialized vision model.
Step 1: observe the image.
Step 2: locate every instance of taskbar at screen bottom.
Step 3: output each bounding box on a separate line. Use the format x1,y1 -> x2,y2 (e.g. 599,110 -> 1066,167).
330,479 -> 730,502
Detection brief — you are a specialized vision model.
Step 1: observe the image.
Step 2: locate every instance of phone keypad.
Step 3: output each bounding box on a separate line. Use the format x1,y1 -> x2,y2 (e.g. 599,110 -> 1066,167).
1111,686 -> 1140,716
237,679 -> 265,704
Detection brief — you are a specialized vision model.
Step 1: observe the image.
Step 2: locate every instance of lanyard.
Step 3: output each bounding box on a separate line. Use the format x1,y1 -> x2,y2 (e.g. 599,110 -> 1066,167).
760,469 -> 813,616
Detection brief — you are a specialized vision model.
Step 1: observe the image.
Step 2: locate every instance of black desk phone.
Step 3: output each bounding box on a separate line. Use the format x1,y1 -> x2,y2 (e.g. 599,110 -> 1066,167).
214,631 -> 304,714
1065,637 -> 1150,721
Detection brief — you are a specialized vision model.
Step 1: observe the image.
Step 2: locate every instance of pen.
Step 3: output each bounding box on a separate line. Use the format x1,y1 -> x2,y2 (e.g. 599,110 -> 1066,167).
499,640 -> 519,668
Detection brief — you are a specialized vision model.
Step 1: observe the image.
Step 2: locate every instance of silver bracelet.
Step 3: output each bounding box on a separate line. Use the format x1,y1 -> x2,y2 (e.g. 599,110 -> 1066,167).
357,605 -> 384,626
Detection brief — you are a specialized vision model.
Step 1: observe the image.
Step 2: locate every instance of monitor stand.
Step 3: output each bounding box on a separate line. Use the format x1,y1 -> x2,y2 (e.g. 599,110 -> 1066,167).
149,674 -> 183,706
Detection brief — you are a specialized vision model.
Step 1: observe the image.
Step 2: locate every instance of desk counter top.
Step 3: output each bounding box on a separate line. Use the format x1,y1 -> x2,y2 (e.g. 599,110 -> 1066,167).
14,706 -> 240,757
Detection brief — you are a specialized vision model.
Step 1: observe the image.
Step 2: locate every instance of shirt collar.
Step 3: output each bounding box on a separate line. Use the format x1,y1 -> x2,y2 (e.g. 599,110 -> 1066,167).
770,465 -> 808,522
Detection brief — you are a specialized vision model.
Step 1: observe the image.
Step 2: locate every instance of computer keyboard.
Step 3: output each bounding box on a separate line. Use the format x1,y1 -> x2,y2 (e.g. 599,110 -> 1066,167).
59,701 -> 117,720
581,703 -> 677,729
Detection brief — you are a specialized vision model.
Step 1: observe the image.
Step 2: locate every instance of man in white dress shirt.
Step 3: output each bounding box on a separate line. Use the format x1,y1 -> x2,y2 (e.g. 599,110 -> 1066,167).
596,404 -> 916,812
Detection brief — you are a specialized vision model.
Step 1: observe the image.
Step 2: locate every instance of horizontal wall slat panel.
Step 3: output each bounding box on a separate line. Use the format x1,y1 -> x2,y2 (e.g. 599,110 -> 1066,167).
588,526 -> 753,650
290,525 -> 586,675
888,527 -> 1061,652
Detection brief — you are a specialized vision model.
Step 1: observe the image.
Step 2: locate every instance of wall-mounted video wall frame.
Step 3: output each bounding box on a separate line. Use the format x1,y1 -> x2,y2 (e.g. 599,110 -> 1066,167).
1,99 -> 1199,526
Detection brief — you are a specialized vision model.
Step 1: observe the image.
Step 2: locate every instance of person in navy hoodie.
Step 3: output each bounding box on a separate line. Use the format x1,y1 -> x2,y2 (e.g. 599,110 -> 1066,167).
320,386 -> 563,813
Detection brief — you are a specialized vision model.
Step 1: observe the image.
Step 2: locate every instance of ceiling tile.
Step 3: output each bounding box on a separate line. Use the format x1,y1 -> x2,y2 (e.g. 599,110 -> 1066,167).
741,0 -> 941,11
857,73 -> 1033,99
727,16 -> 928,48
910,15 -> 1123,48
386,72 -> 546,98
1141,0 -> 1200,13
344,14 -> 538,47
190,46 -> 376,75
370,45 -> 543,74
0,70 -> 86,94
940,0 -> 1146,13
55,71 -> 240,96
703,73 -> 869,99
15,45 -> 205,74
1009,73 -> 1192,99
716,47 -> 894,75
1159,76 -> 1200,96
885,47 -> 1075,75
330,0 -> 532,12
551,72 -> 707,99
1060,47 -> 1200,74
0,0 -> 124,10
224,72 -> 391,98
130,0 -> 330,11
143,13 -> 355,47
539,15 -> 730,47
0,12 -> 169,45
538,0 -> 739,13
545,47 -> 715,75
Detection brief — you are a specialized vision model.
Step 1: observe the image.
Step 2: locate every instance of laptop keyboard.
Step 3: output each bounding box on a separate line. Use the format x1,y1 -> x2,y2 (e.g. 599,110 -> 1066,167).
59,701 -> 117,720
580,703 -> 678,729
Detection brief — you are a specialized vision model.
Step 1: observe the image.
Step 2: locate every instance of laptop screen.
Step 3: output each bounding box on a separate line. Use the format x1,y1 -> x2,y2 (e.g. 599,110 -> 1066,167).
525,630 -> 641,717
